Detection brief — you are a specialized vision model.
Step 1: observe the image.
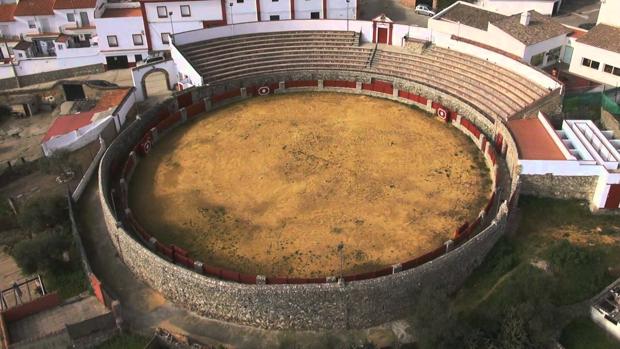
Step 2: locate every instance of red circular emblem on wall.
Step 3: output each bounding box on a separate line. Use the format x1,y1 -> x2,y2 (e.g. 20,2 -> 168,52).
437,107 -> 449,121
258,86 -> 270,96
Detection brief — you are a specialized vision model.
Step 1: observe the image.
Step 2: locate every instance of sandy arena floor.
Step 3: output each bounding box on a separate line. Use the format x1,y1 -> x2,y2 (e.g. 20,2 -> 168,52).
130,93 -> 490,277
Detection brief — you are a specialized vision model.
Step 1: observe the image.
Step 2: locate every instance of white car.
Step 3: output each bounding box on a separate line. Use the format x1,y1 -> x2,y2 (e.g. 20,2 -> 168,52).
415,4 -> 436,16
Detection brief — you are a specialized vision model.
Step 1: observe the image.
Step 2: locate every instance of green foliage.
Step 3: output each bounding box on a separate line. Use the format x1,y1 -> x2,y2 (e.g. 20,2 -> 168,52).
43,266 -> 87,300
17,195 -> 67,232
95,334 -> 151,349
409,288 -> 465,349
12,229 -> 71,275
560,317 -> 620,349
37,150 -> 79,175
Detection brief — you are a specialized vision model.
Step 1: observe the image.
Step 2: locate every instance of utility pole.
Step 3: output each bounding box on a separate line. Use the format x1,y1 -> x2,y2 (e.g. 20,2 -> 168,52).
1,34 -> 19,88
229,2 -> 234,35
346,0 -> 350,32
168,11 -> 175,45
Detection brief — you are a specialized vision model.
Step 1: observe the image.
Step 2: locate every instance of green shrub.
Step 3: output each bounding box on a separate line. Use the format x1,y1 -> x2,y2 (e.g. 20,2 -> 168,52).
17,195 -> 67,232
12,229 -> 71,274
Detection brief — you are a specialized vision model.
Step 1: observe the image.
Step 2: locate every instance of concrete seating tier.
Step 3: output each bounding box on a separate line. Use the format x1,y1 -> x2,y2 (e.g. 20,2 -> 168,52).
373,51 -> 522,113
177,30 -> 551,120
375,50 -> 531,108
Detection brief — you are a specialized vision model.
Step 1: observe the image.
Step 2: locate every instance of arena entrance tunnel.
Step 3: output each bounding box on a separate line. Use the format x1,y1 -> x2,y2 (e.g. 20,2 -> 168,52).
99,72 -> 521,330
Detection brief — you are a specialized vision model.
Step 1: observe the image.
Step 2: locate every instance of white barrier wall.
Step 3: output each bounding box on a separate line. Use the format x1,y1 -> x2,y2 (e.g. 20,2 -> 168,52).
171,44 -> 202,87
42,116 -> 114,156
131,59 -> 179,101
13,55 -> 103,76
0,64 -> 16,80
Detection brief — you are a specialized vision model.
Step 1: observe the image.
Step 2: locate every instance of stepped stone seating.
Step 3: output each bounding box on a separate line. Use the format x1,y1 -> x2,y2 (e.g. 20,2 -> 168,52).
178,31 -> 370,83
176,30 -> 552,121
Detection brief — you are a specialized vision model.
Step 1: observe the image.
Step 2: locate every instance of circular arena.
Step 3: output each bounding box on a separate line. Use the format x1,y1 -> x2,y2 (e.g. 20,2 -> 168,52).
99,21 -> 562,330
129,92 -> 491,278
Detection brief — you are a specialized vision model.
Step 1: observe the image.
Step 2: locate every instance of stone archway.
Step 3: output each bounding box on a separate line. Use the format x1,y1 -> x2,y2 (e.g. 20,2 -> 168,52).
141,68 -> 173,100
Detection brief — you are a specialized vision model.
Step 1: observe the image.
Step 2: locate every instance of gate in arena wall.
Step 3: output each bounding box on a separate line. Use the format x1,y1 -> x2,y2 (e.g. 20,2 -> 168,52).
372,14 -> 393,45
604,184 -> 620,209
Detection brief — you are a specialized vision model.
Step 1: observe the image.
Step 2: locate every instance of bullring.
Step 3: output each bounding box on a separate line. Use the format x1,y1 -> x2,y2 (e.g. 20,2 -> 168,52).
98,20 -> 561,330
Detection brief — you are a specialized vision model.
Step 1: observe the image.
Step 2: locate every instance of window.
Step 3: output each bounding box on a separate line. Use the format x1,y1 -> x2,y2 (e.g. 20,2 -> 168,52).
107,35 -> 118,47
66,13 -> 75,22
547,47 -> 561,62
27,20 -> 36,29
236,0 -> 244,3
582,58 -> 600,70
180,5 -> 191,17
530,52 -> 544,66
614,67 -> 620,77
132,34 -> 143,46
57,44 -> 63,50
270,15 -> 280,21
272,0 -> 279,2
161,32 -> 170,44
157,6 -> 168,18
310,11 -> 320,19
604,64 -> 613,73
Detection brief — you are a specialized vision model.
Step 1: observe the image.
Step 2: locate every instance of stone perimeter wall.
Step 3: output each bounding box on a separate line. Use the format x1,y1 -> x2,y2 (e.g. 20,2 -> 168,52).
98,70 -> 521,330
520,174 -> 598,201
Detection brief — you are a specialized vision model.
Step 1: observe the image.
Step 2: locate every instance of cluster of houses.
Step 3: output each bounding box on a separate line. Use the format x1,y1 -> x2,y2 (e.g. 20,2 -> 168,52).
0,0 -> 358,83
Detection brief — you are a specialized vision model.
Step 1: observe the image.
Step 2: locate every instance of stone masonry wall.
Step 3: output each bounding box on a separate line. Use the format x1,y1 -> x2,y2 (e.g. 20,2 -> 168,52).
98,71 -> 519,330
520,174 -> 598,201
17,64 -> 105,87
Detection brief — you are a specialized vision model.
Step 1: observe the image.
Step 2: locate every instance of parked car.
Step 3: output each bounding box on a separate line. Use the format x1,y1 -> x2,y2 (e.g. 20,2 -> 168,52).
415,4 -> 436,16
137,53 -> 165,66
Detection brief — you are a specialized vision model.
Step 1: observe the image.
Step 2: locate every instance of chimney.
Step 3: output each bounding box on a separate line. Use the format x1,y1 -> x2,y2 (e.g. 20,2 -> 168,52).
520,11 -> 531,26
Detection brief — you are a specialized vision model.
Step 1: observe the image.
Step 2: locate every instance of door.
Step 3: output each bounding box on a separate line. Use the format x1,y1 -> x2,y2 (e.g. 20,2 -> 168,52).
106,55 -> 129,69
63,84 -> 86,101
377,27 -> 388,44
80,12 -> 90,27
561,46 -> 573,64
604,184 -> 620,209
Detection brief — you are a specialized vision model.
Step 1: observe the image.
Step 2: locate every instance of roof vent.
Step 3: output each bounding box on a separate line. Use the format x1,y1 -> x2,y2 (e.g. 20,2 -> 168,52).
520,11 -> 531,26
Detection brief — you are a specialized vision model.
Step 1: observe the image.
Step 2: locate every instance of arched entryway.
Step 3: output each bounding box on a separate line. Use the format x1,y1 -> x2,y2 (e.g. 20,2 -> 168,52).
141,68 -> 173,100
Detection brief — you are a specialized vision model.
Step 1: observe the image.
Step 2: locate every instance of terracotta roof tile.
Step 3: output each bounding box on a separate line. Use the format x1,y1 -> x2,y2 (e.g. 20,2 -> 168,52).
54,0 -> 96,9
491,11 -> 571,45
14,0 -> 55,16
578,24 -> 620,54
0,4 -> 17,22
509,117 -> 566,160
101,8 -> 143,18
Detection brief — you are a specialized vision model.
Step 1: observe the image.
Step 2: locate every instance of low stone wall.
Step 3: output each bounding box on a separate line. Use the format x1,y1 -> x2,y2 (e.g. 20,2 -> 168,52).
0,77 -> 19,90
520,174 -> 598,201
601,108 -> 620,134
17,64 -> 105,87
98,71 -> 520,330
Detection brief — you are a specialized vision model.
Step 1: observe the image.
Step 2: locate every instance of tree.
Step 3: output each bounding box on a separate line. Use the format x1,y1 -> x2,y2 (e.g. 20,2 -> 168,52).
17,195 -> 67,232
12,230 -> 71,275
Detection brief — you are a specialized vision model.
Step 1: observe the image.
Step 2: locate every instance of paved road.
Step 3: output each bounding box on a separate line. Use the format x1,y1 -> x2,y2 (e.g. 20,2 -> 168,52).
360,0 -> 430,27
552,0 -> 600,28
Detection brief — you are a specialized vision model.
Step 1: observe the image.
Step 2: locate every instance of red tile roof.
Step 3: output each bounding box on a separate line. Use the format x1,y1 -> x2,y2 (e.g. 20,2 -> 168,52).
101,8 -> 143,18
14,0 -> 55,16
508,117 -> 567,160
53,0 -> 96,9
0,4 -> 17,22
43,88 -> 130,142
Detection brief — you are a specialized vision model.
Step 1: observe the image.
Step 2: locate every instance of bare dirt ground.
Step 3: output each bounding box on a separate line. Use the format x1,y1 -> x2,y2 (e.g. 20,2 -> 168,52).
130,93 -> 490,277
0,111 -> 58,164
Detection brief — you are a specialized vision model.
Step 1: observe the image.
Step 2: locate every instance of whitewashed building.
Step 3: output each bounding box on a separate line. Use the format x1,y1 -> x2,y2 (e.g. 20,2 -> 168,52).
429,1 -> 570,67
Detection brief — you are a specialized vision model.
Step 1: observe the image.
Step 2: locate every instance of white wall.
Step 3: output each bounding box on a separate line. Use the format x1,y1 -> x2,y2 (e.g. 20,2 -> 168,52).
225,0 -> 258,24
591,306 -> 620,341
95,16 -> 147,53
41,116 -> 113,156
0,20 -> 27,37
0,64 -> 15,79
597,0 -> 620,27
12,54 -> 103,75
294,0 -> 322,19
259,0 -> 291,21
171,43 -> 203,87
131,59 -> 178,101
476,0 -> 558,16
569,41 -> 620,87
326,0 -> 356,20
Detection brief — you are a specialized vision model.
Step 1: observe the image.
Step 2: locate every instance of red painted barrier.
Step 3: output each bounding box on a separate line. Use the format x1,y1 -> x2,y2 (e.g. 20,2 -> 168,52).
324,80 -> 356,88
495,133 -> 504,153
175,254 -> 194,269
203,265 -> 222,278
362,82 -> 374,91
3,293 -> 61,322
89,274 -> 105,306
431,101 -> 441,110
156,242 -> 174,259
266,277 -> 288,284
138,131 -> 153,156
238,273 -> 257,284
156,112 -> 181,132
373,80 -> 393,94
454,222 -> 470,239
171,245 -> 189,257
177,92 -> 193,109
285,80 -> 318,88
186,102 -> 205,118
487,146 -> 497,165
212,89 -> 241,103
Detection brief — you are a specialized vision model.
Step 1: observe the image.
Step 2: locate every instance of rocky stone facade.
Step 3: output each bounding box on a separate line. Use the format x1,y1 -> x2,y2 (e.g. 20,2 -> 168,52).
98,71 -> 523,330
520,174 -> 598,201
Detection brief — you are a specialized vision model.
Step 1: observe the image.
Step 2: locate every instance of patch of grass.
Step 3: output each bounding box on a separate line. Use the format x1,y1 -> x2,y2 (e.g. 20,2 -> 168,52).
43,266 -> 87,300
560,317 -> 620,349
96,333 -> 151,349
